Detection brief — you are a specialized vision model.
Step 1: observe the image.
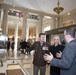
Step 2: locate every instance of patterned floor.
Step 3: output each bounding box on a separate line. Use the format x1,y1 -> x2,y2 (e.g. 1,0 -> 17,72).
6,69 -> 24,75
0,73 -> 5,75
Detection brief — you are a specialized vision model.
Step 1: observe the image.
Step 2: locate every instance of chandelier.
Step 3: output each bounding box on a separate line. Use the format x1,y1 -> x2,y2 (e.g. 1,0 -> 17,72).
53,0 -> 64,14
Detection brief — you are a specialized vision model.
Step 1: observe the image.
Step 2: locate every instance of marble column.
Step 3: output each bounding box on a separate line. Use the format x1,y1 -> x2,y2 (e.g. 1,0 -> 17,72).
0,8 -> 2,34
26,25 -> 29,41
22,12 -> 28,41
36,25 -> 39,41
2,9 -> 8,34
14,23 -> 18,58
52,17 -> 57,29
58,16 -> 63,27
0,8 -> 1,29
36,15 -> 43,41
38,14 -> 43,33
55,17 -> 59,28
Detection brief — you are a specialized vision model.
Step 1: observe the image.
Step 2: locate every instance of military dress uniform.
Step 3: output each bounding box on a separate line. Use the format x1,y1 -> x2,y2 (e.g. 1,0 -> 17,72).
28,41 -> 50,75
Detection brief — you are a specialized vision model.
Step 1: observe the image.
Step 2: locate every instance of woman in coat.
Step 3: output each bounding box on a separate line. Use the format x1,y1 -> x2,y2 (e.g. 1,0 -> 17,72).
50,35 -> 65,75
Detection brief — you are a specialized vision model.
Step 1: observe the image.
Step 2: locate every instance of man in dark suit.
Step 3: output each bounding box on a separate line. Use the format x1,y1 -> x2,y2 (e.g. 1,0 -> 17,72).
44,28 -> 76,75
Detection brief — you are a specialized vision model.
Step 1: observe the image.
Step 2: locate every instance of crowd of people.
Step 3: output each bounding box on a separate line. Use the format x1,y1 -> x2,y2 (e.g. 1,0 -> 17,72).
6,28 -> 76,75
6,38 -> 32,56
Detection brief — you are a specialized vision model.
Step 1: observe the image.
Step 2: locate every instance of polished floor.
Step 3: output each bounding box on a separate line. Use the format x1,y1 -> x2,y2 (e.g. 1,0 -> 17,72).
0,50 -> 50,75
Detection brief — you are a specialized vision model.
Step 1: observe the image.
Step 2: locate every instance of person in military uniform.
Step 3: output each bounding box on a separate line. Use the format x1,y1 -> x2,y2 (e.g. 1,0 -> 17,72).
27,33 -> 50,75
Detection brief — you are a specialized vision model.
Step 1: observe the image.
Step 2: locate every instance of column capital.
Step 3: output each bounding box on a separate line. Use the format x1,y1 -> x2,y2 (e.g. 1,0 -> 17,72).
23,11 -> 28,18
3,8 -> 9,11
2,6 -> 9,11
23,11 -> 28,14
38,14 -> 44,18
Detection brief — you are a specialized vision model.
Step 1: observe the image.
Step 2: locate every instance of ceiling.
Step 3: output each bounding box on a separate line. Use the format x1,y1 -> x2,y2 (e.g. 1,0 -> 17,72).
4,0 -> 76,15
1,0 -> 76,30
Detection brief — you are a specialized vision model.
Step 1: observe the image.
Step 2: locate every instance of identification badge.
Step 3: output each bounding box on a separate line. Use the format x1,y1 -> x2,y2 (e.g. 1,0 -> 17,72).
45,47 -> 48,50
42,46 -> 46,50
42,46 -> 48,50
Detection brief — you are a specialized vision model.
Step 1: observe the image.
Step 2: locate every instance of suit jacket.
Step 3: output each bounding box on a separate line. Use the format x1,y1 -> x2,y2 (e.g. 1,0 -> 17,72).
28,41 -> 50,66
51,39 -> 76,75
